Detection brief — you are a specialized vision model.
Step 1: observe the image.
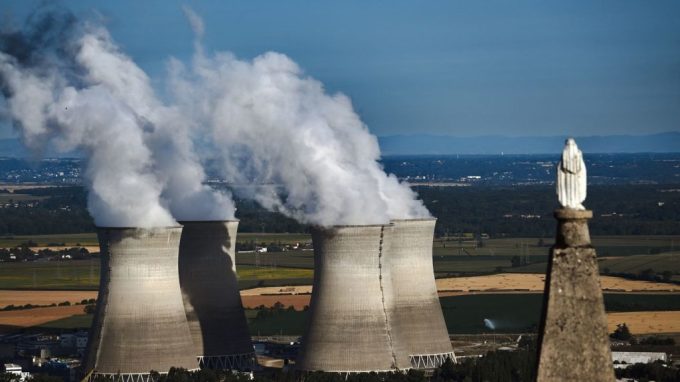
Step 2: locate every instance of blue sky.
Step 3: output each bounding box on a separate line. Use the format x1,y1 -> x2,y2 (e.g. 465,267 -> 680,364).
2,0 -> 679,139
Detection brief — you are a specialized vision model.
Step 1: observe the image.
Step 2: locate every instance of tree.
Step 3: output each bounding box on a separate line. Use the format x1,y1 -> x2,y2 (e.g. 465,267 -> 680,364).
661,270 -> 673,282
511,256 -> 521,267
611,323 -> 632,341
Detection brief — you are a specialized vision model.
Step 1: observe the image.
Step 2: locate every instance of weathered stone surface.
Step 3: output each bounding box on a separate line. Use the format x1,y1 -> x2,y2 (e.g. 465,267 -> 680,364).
554,209 -> 592,247
537,210 -> 615,382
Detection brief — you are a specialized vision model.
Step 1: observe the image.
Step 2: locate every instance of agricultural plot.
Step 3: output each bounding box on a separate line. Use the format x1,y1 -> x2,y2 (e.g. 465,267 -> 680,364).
3,293 -> 679,335
598,252 -> 680,274
0,233 -> 98,248
0,259 -> 99,290
236,251 -> 314,269
238,233 -> 311,245
0,290 -> 97,307
0,194 -> 48,203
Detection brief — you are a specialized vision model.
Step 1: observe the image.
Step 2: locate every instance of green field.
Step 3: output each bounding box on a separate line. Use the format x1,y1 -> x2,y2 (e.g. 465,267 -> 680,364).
0,259 -> 99,289
237,251 -> 315,269
0,233 -> 99,248
238,233 -> 311,245
598,252 -> 680,274
0,260 -> 313,290
0,194 -> 48,203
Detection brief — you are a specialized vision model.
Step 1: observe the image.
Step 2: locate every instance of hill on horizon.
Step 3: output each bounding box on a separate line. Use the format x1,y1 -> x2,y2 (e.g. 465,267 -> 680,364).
1,132 -> 679,158
378,132 -> 680,155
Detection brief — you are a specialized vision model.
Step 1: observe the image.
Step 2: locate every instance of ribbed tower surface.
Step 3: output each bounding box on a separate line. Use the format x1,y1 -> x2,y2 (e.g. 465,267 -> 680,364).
388,219 -> 455,369
178,221 -> 255,371
86,227 -> 198,380
298,224 -> 398,373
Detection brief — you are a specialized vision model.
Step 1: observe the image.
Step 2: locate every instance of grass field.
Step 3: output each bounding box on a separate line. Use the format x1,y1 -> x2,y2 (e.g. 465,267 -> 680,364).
502,252 -> 680,276
598,252 -> 680,274
0,233 -> 99,248
0,194 -> 48,203
238,233 -> 311,245
237,266 -> 313,280
0,259 -> 99,289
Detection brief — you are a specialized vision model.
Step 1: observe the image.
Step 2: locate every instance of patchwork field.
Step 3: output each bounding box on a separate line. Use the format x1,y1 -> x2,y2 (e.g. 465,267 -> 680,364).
2,293 -> 679,335
0,259 -> 99,290
436,273 -> 680,293
0,233 -> 99,248
0,305 -> 87,329
607,311 -> 680,334
0,290 -> 98,307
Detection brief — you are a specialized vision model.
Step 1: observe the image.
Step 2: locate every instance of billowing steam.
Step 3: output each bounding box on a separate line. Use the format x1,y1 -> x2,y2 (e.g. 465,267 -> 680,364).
1,7 -> 429,227
168,11 -> 431,226
0,8 -> 235,226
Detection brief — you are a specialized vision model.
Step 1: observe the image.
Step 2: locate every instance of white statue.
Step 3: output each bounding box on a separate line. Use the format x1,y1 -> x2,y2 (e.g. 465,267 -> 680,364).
557,138 -> 586,210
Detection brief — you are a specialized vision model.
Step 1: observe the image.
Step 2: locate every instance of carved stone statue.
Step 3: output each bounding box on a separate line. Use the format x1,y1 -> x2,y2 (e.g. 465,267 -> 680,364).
557,138 -> 586,210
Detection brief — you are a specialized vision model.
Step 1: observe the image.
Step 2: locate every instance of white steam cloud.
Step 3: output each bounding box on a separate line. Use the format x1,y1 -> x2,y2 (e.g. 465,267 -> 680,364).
0,52 -> 176,227
1,8 -> 429,227
169,31 -> 431,225
0,12 -> 235,226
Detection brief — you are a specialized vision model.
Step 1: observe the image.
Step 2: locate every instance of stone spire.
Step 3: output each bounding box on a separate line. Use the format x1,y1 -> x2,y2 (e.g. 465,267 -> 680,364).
536,139 -> 615,382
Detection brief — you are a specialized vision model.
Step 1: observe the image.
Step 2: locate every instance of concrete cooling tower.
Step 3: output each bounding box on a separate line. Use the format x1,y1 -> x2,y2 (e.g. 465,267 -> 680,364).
178,221 -> 255,371
388,219 -> 455,369
297,224 -> 398,373
85,227 -> 198,381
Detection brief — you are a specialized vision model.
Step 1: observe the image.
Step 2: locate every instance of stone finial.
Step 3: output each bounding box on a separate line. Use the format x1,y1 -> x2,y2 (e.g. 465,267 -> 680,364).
536,141 -> 615,382
557,138 -> 586,210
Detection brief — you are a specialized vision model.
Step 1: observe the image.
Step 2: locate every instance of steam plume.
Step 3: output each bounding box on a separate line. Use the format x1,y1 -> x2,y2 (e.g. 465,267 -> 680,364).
170,11 -> 430,226
0,9 -> 235,226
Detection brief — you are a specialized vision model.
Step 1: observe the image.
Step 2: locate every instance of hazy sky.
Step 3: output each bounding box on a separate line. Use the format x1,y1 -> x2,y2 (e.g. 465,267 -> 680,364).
1,0 -> 679,139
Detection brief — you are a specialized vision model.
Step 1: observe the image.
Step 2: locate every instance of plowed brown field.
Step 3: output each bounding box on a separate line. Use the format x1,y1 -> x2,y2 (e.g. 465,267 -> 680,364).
0,290 -> 98,307
0,305 -> 85,328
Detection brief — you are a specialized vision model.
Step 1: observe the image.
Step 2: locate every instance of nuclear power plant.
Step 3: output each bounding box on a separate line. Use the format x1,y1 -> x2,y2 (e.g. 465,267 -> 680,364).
85,227 -> 198,381
82,216 -> 455,377
388,219 -> 456,369
178,221 -> 255,371
298,221 -> 455,372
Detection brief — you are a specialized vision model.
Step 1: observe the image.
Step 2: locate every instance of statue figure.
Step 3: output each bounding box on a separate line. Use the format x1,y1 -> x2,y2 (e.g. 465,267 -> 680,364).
556,138 -> 586,210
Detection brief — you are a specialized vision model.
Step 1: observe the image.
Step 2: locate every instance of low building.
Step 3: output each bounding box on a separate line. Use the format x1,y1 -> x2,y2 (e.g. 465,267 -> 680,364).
611,351 -> 667,368
2,363 -> 31,381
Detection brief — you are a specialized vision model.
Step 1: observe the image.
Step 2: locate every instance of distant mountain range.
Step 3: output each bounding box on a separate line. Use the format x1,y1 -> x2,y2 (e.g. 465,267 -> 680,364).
2,132 -> 679,158
378,132 -> 680,155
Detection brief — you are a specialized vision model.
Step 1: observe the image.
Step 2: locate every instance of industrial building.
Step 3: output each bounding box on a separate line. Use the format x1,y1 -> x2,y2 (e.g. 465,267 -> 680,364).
388,219 -> 455,369
178,221 -> 255,370
298,220 -> 455,373
85,227 -> 198,381
297,224 -> 398,372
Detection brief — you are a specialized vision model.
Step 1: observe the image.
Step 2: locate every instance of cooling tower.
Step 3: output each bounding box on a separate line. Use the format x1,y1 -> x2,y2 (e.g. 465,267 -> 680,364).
298,224 -> 398,373
177,221 -> 255,371
388,219 -> 455,369
85,227 -> 198,381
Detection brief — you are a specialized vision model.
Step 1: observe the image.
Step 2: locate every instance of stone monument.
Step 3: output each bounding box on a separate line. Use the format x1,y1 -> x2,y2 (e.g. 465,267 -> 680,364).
536,138 -> 615,382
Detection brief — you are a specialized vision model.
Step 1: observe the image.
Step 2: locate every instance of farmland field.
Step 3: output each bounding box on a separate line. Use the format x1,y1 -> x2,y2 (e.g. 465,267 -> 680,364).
0,194 -> 48,203
0,233 -> 99,248
2,293 -> 679,335
0,260 -> 313,290
0,259 -> 99,289
0,290 -> 97,307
